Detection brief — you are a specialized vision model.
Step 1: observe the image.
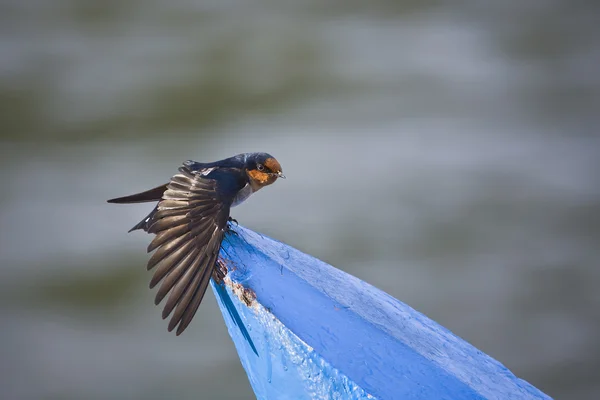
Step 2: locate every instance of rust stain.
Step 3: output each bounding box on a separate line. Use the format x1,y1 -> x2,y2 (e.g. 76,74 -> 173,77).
227,280 -> 257,307
216,258 -> 256,307
218,255 -> 241,270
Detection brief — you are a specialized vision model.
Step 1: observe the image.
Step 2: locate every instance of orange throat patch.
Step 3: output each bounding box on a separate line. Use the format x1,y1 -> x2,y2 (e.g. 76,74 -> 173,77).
247,169 -> 274,190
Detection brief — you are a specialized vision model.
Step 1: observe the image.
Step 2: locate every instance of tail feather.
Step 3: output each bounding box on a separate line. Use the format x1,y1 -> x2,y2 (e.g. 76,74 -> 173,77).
107,184 -> 168,204
129,205 -> 159,233
108,184 -> 168,233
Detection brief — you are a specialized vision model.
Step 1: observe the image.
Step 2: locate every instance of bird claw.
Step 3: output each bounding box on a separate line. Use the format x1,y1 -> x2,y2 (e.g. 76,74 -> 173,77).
226,218 -> 239,236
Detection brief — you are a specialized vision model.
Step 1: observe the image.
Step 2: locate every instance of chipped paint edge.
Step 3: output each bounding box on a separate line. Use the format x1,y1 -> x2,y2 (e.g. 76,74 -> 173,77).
210,276 -> 376,400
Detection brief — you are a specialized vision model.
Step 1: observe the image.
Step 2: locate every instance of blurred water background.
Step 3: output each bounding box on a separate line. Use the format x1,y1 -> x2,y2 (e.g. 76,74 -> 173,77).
1,1 -> 599,399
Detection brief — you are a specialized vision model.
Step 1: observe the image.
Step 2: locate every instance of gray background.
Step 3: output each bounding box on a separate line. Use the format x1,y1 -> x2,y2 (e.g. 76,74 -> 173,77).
1,1 -> 599,399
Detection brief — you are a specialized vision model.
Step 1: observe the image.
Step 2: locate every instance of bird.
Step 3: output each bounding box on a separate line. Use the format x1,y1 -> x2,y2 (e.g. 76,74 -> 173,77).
107,152 -> 285,335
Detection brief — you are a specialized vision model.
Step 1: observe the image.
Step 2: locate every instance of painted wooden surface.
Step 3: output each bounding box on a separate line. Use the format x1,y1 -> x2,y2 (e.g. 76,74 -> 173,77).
210,225 -> 552,400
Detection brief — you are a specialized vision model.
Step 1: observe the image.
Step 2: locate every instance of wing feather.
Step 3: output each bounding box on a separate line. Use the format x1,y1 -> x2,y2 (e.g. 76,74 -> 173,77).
147,231 -> 193,270
168,232 -> 222,332
149,240 -> 196,287
143,163 -> 236,335
157,199 -> 188,209
147,224 -> 189,252
154,248 -> 200,305
147,215 -> 189,233
152,207 -> 189,220
161,248 -> 208,320
176,245 -> 221,334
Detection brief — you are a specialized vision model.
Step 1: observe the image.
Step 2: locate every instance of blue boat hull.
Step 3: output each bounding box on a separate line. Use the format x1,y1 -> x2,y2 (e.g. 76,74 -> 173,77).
211,226 -> 551,400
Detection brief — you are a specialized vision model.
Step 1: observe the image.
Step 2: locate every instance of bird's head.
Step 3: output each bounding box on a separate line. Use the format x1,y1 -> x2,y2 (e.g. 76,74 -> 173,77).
245,153 -> 285,190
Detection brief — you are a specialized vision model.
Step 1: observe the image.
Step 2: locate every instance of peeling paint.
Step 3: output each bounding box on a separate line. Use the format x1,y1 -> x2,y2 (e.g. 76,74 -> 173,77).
217,256 -> 258,308
226,278 -> 257,307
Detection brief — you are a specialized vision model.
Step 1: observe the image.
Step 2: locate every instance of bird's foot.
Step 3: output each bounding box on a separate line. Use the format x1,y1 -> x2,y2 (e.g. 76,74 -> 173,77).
226,218 -> 239,236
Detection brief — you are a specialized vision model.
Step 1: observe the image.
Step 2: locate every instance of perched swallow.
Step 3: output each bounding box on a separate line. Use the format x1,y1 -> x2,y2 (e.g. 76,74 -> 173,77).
107,152 -> 284,335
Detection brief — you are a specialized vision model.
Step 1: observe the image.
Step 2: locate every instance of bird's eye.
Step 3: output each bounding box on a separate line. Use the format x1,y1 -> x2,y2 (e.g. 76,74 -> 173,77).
257,163 -> 265,171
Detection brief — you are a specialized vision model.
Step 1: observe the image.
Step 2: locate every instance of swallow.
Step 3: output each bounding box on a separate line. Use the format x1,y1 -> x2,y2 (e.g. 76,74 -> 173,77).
107,152 -> 284,335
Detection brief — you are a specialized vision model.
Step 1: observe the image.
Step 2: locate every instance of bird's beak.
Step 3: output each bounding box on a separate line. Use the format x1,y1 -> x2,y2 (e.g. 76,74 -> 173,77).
277,171 -> 286,179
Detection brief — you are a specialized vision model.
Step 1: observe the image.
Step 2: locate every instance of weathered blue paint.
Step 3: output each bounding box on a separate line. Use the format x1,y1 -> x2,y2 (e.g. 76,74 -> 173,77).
210,225 -> 552,400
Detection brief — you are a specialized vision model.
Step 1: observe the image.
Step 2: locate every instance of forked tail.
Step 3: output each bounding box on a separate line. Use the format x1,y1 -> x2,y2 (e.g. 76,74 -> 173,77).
107,184 -> 168,232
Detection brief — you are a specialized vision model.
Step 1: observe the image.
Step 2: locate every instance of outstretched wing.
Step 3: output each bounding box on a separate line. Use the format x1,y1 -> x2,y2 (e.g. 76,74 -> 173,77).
145,164 -> 231,335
